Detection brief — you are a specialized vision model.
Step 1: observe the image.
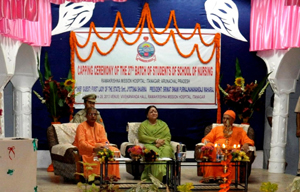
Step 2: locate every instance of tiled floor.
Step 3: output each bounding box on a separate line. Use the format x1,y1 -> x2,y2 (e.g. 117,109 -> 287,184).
37,164 -> 297,192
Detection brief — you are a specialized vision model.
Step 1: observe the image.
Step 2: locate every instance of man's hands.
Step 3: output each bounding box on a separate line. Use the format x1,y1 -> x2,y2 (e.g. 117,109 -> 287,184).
155,139 -> 165,148
241,143 -> 250,153
93,143 -> 105,153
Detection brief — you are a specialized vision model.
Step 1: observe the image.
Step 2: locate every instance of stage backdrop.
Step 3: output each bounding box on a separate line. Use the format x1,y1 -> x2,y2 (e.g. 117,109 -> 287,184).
32,0 -> 267,151
72,27 -> 219,109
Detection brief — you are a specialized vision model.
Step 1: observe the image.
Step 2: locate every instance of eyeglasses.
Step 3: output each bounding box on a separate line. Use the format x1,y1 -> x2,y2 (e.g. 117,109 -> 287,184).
88,113 -> 97,116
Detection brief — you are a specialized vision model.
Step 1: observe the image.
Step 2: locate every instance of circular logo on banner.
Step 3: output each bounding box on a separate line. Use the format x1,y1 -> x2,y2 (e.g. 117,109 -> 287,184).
136,37 -> 156,62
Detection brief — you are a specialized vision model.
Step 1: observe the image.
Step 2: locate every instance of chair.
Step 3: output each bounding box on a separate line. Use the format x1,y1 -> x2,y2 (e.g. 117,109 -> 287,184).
47,122 -> 117,181
47,123 -> 81,181
194,123 -> 256,181
120,122 -> 186,179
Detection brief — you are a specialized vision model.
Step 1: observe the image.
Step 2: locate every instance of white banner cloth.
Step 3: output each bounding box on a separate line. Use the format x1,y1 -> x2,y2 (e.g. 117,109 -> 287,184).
73,27 -> 219,109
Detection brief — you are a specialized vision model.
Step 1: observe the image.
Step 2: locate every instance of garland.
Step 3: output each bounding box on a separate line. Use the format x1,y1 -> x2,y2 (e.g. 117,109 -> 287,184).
69,3 -> 221,122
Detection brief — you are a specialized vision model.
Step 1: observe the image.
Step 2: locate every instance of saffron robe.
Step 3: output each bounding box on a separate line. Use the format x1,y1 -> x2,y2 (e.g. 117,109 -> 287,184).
201,125 -> 254,181
138,119 -> 174,181
73,121 -> 120,178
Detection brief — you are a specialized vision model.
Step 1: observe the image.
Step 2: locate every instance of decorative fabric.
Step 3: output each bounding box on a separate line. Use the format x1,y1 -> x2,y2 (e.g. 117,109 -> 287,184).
0,0 -> 39,21
51,123 -> 79,156
51,143 -> 76,156
250,0 -> 300,51
127,122 -> 141,144
73,121 -> 120,177
50,0 -> 126,4
138,119 -> 174,181
53,123 -> 79,144
0,0 -> 52,46
0,0 -> 125,46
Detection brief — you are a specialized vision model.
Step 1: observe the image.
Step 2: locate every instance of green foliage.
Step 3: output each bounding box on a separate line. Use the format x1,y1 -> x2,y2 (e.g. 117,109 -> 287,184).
177,182 -> 194,192
125,173 -> 167,192
260,182 -> 278,192
287,177 -> 300,192
34,52 -> 76,122
75,161 -> 99,192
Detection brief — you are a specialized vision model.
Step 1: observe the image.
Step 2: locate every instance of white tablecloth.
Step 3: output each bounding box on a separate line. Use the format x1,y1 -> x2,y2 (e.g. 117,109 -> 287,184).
0,137 -> 38,192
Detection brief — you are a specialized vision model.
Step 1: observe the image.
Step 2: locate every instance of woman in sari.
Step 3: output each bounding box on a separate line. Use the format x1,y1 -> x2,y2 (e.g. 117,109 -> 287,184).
138,105 -> 174,182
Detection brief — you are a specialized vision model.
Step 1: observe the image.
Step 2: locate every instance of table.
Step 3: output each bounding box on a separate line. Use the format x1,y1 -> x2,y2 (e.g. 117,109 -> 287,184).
0,137 -> 38,192
100,157 -> 176,190
174,158 -> 249,191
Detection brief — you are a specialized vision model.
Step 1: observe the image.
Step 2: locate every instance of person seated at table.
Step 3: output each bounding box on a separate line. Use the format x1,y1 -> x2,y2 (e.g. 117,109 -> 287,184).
73,107 -> 120,179
138,105 -> 174,182
200,110 -> 254,183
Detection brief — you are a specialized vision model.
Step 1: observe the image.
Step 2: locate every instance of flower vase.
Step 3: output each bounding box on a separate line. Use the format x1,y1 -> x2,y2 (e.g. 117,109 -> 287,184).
130,154 -> 141,161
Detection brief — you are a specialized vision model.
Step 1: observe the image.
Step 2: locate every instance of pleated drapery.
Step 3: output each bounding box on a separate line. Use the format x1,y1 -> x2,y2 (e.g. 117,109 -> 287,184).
0,0 -> 52,46
250,0 -> 300,51
0,0 -> 126,46
50,0 -> 126,3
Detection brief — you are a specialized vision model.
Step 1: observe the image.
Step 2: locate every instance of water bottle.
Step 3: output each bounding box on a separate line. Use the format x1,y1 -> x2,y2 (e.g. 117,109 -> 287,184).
177,142 -> 182,161
105,141 -> 110,149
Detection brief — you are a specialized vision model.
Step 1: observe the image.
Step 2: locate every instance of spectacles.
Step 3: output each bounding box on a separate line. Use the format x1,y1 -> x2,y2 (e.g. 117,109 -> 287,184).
88,113 -> 97,116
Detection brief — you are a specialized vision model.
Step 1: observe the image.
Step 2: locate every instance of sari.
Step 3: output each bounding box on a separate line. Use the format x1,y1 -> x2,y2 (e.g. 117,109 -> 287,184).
138,119 -> 174,181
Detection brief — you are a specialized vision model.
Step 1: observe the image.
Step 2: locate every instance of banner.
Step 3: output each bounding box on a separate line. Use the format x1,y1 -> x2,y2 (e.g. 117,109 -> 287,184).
73,27 -> 220,109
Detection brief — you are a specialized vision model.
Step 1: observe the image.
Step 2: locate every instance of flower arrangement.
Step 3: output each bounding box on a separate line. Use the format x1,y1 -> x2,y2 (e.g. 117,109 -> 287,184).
231,150 -> 250,162
97,148 -> 115,163
219,58 -> 270,122
143,148 -> 159,162
200,145 -> 214,152
127,145 -> 144,156
127,146 -> 159,161
34,52 -> 77,122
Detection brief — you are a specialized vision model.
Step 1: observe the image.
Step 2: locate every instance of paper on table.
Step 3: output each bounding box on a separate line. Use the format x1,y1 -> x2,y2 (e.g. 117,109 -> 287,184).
158,157 -> 172,161
115,157 -> 131,161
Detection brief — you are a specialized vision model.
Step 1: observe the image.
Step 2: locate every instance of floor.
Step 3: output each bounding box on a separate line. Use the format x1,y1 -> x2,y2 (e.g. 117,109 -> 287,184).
37,164 -> 298,192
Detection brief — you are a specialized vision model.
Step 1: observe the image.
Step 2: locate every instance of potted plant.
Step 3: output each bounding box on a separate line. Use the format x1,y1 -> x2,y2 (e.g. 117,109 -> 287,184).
219,58 -> 270,123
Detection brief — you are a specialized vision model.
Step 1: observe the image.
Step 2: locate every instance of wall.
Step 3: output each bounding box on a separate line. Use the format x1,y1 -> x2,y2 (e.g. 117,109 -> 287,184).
286,80 -> 300,175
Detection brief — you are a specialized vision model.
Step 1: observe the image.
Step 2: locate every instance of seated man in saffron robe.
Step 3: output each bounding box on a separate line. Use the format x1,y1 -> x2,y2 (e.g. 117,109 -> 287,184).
73,107 -> 120,179
200,110 -> 254,183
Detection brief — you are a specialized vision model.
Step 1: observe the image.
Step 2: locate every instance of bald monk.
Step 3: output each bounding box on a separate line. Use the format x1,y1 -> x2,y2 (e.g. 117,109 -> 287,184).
200,110 -> 254,183
74,107 -> 120,178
